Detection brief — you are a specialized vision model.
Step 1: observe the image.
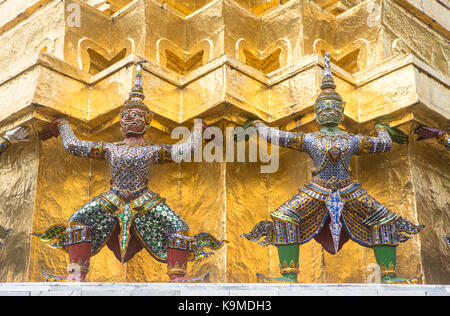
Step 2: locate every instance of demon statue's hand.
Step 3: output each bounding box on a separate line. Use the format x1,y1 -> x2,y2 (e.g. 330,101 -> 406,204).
375,123 -> 408,144
39,118 -> 66,141
4,126 -> 30,143
234,119 -> 258,142
414,125 -> 445,141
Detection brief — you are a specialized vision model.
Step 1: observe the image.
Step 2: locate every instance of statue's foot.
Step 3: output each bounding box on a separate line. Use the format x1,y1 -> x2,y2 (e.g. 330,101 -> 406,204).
256,273 -> 297,283
170,272 -> 210,283
42,270 -> 86,283
42,271 -> 71,282
382,274 -> 422,285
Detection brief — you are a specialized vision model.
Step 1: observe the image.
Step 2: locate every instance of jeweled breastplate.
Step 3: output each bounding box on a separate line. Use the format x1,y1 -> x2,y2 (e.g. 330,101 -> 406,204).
306,133 -> 355,181
105,143 -> 160,198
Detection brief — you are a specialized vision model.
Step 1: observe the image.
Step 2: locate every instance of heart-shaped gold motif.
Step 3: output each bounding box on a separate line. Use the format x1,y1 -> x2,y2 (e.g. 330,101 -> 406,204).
313,39 -> 370,74
157,38 -> 211,75
153,1 -> 289,16
87,48 -> 127,75
78,38 -> 134,74
236,38 -> 290,74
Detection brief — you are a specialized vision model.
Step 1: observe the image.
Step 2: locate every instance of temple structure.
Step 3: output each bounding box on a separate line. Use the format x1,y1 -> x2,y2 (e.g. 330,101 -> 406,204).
0,0 -> 448,284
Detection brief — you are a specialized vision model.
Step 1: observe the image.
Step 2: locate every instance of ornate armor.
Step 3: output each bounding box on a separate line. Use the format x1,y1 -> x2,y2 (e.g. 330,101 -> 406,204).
242,53 -> 424,282
243,123 -> 422,254
37,120 -> 222,263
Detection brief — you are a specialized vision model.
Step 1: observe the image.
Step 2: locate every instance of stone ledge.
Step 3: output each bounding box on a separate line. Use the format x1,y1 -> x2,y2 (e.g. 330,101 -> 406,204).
0,283 -> 448,296
1,52 -> 449,136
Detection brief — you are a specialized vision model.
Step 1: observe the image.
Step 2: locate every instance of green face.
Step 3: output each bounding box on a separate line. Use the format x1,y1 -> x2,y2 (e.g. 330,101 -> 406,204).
315,99 -> 345,125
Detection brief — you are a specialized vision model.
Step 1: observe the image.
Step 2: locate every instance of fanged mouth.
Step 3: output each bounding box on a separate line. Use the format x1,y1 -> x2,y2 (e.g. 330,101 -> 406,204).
319,110 -> 339,119
121,120 -> 146,134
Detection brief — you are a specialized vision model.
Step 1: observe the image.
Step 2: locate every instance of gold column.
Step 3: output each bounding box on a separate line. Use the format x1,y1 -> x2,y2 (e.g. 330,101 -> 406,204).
0,135 -> 39,282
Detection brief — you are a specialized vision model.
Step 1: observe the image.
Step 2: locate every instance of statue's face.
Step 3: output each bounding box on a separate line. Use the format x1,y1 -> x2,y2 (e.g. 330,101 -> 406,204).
120,108 -> 149,136
315,99 -> 345,125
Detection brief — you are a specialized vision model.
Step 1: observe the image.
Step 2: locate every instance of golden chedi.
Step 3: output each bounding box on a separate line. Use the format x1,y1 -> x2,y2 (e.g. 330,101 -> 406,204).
0,0 -> 448,284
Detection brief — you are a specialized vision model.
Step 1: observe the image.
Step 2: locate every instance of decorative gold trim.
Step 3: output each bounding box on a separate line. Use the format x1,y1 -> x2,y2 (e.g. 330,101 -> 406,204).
256,273 -> 296,284
270,212 -> 301,226
280,260 -> 300,275
280,267 -> 300,275
311,176 -> 353,190
380,263 -> 396,277
167,262 -> 187,276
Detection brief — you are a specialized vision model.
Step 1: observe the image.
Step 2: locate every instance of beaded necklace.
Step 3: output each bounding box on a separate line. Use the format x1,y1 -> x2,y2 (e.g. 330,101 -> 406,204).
316,133 -> 351,155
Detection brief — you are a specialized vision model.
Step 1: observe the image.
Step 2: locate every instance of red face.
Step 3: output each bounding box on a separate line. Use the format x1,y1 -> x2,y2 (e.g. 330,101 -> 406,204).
120,108 -> 148,136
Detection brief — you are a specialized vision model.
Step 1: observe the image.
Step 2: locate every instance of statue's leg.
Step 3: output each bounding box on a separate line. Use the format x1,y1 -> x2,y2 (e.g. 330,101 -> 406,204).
167,247 -> 190,280
34,199 -> 116,281
66,241 -> 91,282
166,238 -> 194,282
244,192 -> 327,283
373,245 -> 420,284
134,202 -> 226,282
166,233 -> 226,283
255,239 -> 300,283
62,200 -> 116,281
343,193 -> 424,284
270,244 -> 300,283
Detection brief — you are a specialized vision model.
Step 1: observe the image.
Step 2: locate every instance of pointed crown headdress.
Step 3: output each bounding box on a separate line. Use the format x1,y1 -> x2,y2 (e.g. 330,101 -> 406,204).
315,52 -> 344,104
122,60 -> 150,113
